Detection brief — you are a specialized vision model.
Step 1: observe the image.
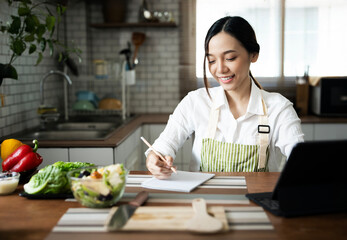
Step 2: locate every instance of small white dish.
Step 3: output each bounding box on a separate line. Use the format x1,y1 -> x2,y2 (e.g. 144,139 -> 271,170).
0,172 -> 20,195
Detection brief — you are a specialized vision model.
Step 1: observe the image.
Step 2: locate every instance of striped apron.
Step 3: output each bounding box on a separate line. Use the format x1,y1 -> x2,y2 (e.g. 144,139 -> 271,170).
200,96 -> 270,172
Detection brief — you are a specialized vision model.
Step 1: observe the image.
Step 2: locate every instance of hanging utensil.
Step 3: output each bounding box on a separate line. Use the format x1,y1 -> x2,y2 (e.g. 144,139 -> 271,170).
119,48 -> 132,70
132,32 -> 146,67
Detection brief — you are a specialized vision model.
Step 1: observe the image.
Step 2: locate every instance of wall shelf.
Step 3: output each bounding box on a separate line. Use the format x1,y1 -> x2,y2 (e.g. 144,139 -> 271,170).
90,22 -> 178,28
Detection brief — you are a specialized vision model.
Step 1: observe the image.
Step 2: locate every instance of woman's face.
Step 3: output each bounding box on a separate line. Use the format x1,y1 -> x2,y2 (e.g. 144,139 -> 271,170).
207,31 -> 258,92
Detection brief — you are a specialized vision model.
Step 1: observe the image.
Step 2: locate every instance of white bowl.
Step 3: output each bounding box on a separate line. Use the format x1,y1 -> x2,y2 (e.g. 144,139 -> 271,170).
67,165 -> 128,208
0,172 -> 20,195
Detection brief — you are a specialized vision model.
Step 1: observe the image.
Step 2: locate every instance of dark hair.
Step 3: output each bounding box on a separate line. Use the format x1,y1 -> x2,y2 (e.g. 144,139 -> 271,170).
203,16 -> 262,97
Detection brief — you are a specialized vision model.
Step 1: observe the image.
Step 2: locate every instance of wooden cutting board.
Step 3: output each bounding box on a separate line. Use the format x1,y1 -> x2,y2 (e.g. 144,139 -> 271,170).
107,206 -> 229,232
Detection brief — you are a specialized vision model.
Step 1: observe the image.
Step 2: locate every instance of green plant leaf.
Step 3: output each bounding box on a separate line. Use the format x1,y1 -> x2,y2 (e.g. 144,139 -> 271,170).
18,6 -> 30,16
8,16 -> 21,34
0,63 -> 18,80
50,25 -> 55,38
61,5 -> 66,14
46,15 -> 55,31
56,5 -> 66,18
29,44 -> 36,54
32,14 -> 39,26
57,5 -> 61,15
58,52 -> 63,62
40,38 -> 46,52
35,24 -> 46,39
24,34 -> 34,42
2,0 -> 82,81
47,39 -> 54,56
1,26 -> 8,32
11,39 -> 26,56
24,15 -> 37,32
35,52 -> 43,66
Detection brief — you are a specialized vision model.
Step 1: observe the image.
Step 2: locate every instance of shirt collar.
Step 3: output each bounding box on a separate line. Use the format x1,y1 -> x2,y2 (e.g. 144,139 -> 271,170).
211,86 -> 227,109
211,80 -> 265,115
247,80 -> 265,115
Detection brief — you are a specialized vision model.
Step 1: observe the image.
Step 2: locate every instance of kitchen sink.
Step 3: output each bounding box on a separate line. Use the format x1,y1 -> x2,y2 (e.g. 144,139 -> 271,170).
55,122 -> 119,131
11,120 -> 127,141
18,130 -> 114,140
5,115 -> 135,141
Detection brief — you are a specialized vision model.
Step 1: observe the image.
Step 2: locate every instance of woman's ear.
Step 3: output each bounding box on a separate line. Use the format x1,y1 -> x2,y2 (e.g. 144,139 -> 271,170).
250,52 -> 259,63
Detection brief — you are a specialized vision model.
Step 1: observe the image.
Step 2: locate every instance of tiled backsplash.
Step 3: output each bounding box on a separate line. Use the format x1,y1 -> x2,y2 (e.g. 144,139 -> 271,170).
0,0 -> 181,137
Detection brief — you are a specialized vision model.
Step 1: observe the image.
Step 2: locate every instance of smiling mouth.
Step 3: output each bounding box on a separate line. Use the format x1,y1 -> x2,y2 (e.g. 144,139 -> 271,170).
219,75 -> 235,83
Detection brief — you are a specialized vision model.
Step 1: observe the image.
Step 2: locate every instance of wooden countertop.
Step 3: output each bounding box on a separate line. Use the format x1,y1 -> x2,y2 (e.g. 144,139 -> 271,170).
19,113 -> 347,148
300,114 -> 347,123
0,172 -> 345,240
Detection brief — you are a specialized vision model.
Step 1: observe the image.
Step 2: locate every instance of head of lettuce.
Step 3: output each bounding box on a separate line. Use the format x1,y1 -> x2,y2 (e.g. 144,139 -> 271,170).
24,161 -> 95,195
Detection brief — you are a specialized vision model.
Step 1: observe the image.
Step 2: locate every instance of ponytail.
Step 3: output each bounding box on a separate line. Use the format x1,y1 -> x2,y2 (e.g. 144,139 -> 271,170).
203,56 -> 212,99
250,71 -> 262,89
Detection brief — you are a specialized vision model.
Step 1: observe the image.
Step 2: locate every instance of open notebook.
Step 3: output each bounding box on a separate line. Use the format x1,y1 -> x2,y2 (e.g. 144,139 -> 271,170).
141,171 -> 215,192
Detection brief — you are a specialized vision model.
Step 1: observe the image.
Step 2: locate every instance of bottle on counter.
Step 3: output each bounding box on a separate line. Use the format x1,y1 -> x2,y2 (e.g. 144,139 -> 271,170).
295,65 -> 310,116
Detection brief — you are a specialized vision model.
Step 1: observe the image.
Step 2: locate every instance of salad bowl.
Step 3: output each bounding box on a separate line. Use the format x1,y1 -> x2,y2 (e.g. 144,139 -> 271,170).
67,164 -> 128,208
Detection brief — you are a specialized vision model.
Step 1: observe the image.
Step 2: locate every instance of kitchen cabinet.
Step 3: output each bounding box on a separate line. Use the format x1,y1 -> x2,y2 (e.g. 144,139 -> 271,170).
114,127 -> 142,170
301,124 -> 314,141
301,123 -> 347,141
314,123 -> 347,140
69,148 -> 114,165
37,148 -> 69,168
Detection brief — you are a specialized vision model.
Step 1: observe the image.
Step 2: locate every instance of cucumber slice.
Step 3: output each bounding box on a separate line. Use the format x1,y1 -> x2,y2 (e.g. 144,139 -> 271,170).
81,181 -> 110,196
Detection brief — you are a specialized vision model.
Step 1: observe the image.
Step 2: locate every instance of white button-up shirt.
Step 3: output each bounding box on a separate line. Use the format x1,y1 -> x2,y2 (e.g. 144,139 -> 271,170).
148,80 -> 304,172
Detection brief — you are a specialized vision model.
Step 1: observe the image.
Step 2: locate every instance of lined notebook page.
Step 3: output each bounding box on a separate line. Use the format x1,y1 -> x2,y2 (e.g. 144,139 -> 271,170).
141,171 -> 215,192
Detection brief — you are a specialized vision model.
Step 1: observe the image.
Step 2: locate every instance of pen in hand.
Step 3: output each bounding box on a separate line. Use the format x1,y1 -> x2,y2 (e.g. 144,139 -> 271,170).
140,136 -> 177,174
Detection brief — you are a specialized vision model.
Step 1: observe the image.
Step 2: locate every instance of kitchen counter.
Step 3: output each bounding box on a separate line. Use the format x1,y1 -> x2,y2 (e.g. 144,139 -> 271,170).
0,172 -> 345,240
300,114 -> 347,123
21,114 -> 170,148
18,113 -> 347,148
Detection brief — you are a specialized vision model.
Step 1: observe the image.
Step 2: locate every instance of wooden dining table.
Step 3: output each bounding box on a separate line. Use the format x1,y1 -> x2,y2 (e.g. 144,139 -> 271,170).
0,172 -> 346,240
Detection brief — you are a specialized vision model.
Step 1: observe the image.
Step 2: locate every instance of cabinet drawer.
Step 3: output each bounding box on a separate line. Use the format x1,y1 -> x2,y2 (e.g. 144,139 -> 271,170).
37,148 -> 69,169
314,123 -> 347,140
69,148 -> 114,165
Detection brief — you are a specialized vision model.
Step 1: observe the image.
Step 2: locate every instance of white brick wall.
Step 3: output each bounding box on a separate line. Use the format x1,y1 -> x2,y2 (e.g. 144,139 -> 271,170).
0,1 -> 64,137
0,0 -> 182,137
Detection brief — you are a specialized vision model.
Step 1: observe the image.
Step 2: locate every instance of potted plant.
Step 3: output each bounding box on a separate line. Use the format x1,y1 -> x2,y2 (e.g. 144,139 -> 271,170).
0,0 -> 81,86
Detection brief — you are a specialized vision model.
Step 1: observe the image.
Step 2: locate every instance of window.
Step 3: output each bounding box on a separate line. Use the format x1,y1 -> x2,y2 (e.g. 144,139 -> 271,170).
285,0 -> 347,77
196,0 -> 347,86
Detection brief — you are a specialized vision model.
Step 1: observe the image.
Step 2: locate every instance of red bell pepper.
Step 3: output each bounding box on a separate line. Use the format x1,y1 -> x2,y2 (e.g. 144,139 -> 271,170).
2,140 -> 43,172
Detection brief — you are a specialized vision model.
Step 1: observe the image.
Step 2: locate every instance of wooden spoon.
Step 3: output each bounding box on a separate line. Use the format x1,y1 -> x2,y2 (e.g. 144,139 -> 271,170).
185,198 -> 223,233
132,32 -> 146,65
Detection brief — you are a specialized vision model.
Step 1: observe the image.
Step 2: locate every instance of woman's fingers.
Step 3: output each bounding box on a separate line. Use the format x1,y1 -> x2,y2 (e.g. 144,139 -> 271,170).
146,151 -> 174,179
163,155 -> 174,169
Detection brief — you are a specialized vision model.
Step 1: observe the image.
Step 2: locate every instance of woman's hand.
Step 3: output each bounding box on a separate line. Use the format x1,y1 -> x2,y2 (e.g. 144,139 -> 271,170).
146,150 -> 176,179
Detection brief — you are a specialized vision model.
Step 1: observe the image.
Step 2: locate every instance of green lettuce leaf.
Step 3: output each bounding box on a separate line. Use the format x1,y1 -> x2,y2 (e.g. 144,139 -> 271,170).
24,161 -> 94,195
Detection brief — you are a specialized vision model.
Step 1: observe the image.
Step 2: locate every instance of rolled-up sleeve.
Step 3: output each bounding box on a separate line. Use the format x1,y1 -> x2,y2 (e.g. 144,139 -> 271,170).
273,101 -> 304,159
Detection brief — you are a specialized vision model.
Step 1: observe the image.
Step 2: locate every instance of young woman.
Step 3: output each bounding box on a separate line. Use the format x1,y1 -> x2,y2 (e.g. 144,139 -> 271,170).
145,16 -> 304,179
